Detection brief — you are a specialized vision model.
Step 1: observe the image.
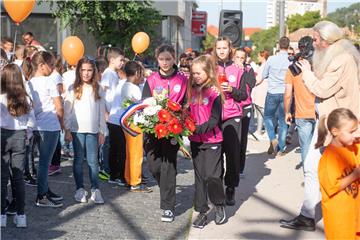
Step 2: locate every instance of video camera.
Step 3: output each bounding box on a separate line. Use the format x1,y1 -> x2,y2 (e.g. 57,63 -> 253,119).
288,36 -> 314,76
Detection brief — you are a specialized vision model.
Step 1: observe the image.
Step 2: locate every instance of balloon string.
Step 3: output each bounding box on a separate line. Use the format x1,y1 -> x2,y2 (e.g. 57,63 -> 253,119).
133,53 -> 137,61
12,24 -> 18,58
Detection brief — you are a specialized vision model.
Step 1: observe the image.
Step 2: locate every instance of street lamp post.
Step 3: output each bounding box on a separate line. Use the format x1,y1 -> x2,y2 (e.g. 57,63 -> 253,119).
279,0 -> 285,38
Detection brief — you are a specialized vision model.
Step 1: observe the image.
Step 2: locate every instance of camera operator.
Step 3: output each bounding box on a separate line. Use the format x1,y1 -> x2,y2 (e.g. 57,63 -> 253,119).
280,21 -> 360,231
284,36 -> 316,169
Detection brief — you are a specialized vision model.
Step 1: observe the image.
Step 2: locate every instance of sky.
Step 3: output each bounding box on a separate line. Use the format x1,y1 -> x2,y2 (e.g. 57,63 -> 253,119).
196,0 -> 359,28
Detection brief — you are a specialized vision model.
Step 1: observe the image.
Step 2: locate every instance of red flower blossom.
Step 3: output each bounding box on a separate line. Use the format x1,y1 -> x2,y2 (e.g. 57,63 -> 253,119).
168,118 -> 183,135
158,109 -> 171,123
184,118 -> 196,132
167,100 -> 181,112
155,123 -> 168,139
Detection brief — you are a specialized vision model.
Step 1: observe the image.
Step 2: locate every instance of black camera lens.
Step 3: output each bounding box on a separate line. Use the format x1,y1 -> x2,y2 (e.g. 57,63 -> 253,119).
289,62 -> 302,76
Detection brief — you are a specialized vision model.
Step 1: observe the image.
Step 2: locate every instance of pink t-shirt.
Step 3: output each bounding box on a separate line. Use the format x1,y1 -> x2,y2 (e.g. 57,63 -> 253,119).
251,62 -> 268,108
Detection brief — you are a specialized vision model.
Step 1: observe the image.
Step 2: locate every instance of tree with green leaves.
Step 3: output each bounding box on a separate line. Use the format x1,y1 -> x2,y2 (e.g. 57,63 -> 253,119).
326,2 -> 360,34
250,26 -> 279,59
286,11 -> 321,33
46,0 -> 162,55
202,33 -> 216,51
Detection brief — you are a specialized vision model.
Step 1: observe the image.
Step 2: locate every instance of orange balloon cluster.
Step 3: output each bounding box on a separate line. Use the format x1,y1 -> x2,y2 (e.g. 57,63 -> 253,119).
3,0 -> 35,24
131,32 -> 150,54
61,36 -> 85,66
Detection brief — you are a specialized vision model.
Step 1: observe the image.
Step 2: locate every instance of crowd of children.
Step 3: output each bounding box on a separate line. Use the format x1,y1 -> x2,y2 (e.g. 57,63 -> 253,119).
1,33 -> 359,239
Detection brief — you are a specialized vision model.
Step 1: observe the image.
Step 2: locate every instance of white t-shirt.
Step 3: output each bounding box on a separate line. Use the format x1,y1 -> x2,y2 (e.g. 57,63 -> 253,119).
108,81 -> 141,126
62,69 -> 76,93
64,84 -> 107,134
50,70 -> 63,86
0,94 -> 36,130
28,76 -> 61,131
14,59 -> 23,68
100,68 -> 119,112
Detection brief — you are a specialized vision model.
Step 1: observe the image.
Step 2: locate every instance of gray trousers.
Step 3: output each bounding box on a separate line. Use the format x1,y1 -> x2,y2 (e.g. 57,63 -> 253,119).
1,128 -> 26,215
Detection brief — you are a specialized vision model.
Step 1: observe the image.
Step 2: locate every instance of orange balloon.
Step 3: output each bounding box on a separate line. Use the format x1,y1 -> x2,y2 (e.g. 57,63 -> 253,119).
131,32 -> 150,54
3,0 -> 35,24
61,36 -> 85,66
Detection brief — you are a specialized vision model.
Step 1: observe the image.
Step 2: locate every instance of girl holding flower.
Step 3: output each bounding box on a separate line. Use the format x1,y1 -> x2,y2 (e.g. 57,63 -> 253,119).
187,56 -> 227,229
213,37 -> 253,206
142,44 -> 188,222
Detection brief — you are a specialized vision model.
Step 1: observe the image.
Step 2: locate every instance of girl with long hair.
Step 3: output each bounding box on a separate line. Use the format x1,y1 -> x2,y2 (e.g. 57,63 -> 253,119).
142,44 -> 188,222
187,55 -> 226,228
232,48 -> 256,178
1,64 -> 35,227
64,57 -> 106,204
252,50 -> 269,139
212,37 -> 252,206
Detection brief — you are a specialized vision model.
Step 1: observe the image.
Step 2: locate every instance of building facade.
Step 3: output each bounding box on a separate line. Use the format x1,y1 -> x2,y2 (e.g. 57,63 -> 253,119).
266,0 -> 327,29
153,1 -> 196,56
1,1 -> 195,58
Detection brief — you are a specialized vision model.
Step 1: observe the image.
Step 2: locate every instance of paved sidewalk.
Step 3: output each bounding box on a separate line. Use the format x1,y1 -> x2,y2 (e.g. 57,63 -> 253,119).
2,155 -> 195,240
188,137 -> 325,240
2,136 -> 326,240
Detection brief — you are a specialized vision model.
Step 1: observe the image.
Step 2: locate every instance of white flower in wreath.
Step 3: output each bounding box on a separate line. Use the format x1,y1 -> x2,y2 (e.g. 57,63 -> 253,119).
143,97 -> 157,106
143,105 -> 162,116
153,105 -> 162,112
133,113 -> 145,125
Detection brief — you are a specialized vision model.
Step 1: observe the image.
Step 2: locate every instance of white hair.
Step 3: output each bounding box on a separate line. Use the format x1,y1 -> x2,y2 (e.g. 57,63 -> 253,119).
313,21 -> 344,44
312,21 -> 360,83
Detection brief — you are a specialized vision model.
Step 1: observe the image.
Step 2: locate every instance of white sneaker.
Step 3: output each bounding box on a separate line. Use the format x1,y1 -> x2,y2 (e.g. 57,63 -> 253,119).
13,214 -> 27,228
1,215 -> 6,227
161,210 -> 174,222
90,189 -> 104,204
74,188 -> 88,203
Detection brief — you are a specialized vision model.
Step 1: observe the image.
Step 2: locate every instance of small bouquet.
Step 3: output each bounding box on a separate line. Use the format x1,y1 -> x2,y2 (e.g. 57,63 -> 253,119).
120,89 -> 196,157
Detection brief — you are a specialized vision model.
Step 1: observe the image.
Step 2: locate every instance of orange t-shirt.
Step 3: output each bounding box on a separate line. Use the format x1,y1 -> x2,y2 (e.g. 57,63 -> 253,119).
285,70 -> 316,119
318,143 -> 360,240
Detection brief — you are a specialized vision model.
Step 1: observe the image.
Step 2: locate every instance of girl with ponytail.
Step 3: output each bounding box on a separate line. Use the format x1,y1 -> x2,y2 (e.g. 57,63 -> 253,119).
316,108 -> 360,239
27,51 -> 64,208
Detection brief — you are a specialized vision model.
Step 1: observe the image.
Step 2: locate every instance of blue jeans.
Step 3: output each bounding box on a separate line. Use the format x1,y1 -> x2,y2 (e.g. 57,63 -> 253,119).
99,136 -> 110,173
72,132 -> 99,190
295,118 -> 316,165
264,93 -> 287,152
34,130 -> 60,195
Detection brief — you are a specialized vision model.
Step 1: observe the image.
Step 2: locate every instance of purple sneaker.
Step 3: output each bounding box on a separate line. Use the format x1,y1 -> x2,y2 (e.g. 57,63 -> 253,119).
48,165 -> 61,176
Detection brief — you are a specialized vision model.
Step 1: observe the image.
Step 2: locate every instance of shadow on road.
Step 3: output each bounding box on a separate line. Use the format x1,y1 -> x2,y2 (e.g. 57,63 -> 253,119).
2,156 -> 195,240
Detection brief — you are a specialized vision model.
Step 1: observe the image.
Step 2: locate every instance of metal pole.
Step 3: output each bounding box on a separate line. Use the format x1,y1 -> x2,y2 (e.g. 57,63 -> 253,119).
279,0 -> 285,38
240,0 -> 242,11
